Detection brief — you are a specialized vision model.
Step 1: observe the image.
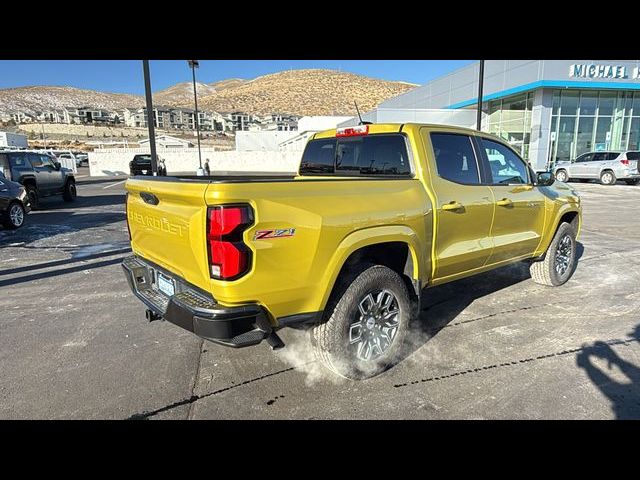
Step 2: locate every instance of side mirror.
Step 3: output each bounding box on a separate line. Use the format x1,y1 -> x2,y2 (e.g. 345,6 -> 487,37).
54,162 -> 61,170
536,171 -> 555,187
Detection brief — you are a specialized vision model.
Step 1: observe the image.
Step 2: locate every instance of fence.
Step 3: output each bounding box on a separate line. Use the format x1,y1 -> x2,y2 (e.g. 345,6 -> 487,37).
88,147 -> 303,177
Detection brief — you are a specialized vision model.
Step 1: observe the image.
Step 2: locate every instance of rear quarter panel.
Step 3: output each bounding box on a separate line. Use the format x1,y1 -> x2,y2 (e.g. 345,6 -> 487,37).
206,178 -> 432,322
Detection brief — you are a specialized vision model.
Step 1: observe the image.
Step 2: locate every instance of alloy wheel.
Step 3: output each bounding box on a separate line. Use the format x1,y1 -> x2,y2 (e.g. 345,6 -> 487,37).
555,234 -> 572,276
9,204 -> 24,227
349,289 -> 400,361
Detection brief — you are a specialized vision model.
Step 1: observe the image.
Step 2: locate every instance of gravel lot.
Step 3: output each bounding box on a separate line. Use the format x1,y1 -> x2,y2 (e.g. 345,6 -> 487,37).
1,171 -> 639,419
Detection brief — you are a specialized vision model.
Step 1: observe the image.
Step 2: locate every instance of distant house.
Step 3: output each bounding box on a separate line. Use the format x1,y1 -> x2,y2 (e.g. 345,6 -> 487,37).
139,134 -> 194,148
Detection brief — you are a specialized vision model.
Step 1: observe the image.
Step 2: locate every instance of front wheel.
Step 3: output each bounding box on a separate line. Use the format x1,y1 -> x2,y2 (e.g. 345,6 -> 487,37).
25,185 -> 39,210
555,170 -> 569,182
3,202 -> 25,229
63,179 -> 76,202
310,264 -> 413,380
530,222 -> 578,287
600,170 -> 616,185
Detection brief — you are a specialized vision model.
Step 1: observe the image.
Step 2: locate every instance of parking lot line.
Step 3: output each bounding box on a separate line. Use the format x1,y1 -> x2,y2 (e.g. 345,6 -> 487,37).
102,180 -> 127,189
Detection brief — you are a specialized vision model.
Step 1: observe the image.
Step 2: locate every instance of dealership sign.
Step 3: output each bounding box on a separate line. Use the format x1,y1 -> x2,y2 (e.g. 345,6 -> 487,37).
569,63 -> 640,80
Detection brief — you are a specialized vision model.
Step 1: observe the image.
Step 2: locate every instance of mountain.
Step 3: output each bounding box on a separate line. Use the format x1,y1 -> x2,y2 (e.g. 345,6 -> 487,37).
0,69 -> 418,117
193,69 -> 417,116
152,81 -> 217,106
0,86 -> 144,115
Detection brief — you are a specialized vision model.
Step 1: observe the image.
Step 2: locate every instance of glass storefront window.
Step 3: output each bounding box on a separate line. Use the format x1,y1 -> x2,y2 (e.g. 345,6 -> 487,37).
575,117 -> 595,155
598,92 -> 616,116
560,91 -> 579,115
552,91 -> 560,114
579,93 -> 597,116
594,116 -> 613,148
629,118 -> 640,150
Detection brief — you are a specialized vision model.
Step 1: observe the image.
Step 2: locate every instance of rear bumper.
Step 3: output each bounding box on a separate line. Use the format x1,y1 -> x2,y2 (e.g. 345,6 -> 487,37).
121,255 -> 274,348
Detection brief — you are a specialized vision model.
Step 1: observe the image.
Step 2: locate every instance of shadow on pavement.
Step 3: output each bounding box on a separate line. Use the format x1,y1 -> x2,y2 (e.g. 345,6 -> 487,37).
576,324 -> 640,419
0,211 -> 125,246
38,193 -> 125,210
0,256 -> 126,288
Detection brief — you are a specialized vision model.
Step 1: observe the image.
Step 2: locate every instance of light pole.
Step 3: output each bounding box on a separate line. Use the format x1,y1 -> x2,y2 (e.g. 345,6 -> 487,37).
476,60 -> 485,131
142,60 -> 158,175
188,60 -> 203,172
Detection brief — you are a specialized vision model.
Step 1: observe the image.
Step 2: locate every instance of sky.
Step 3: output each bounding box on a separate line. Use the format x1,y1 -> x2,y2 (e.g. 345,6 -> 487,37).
0,60 -> 474,94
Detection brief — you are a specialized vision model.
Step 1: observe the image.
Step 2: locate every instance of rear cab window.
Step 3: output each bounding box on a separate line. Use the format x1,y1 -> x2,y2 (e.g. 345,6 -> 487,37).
429,132 -> 481,184
299,133 -> 412,177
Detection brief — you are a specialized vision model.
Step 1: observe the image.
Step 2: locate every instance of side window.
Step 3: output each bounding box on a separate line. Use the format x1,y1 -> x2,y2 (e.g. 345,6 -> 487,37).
29,154 -> 44,168
481,138 -> 529,185
299,138 -> 336,174
626,151 -> 640,160
430,133 -> 481,184
336,134 -> 411,176
575,153 -> 592,163
606,152 -> 621,161
40,155 -> 55,168
8,153 -> 30,168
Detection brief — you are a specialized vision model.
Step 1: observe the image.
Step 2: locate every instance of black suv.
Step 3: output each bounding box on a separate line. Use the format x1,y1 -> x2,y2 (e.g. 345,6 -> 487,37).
0,171 -> 30,229
129,154 -> 153,176
0,150 -> 76,209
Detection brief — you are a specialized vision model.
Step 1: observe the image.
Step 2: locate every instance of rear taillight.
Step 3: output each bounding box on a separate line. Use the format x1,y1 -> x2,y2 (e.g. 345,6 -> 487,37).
620,158 -> 630,166
336,125 -> 369,137
206,205 -> 253,280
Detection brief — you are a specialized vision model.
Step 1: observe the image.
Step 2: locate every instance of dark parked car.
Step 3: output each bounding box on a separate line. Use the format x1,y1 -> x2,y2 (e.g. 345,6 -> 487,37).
0,150 -> 76,209
129,154 -> 153,176
0,171 -> 30,229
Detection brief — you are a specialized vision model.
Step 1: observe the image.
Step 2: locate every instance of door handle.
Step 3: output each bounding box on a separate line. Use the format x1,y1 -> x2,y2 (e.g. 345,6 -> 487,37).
496,198 -> 513,207
442,201 -> 463,211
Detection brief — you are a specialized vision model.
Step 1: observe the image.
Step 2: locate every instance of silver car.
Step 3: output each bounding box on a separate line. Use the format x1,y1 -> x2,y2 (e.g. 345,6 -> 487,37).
554,151 -> 640,185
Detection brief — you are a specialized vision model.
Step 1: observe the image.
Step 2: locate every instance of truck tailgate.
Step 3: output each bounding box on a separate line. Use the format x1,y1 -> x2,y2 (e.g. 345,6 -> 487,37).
126,178 -> 211,291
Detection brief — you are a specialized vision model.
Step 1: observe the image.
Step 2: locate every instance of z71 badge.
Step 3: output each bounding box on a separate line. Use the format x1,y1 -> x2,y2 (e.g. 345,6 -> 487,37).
253,228 -> 296,240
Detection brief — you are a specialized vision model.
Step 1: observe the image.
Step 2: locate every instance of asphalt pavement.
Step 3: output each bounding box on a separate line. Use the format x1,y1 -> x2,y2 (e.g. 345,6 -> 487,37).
1,171 -> 639,419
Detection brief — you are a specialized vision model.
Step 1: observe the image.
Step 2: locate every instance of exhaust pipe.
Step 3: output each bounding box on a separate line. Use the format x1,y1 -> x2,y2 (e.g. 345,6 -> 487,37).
145,309 -> 162,322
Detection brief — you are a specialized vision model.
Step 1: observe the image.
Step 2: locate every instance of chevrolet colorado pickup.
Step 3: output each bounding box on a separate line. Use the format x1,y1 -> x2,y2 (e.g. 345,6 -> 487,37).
122,123 -> 582,379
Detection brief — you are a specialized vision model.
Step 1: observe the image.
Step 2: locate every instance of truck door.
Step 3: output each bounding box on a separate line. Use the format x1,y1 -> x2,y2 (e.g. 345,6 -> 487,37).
477,137 -> 546,263
424,131 -> 495,280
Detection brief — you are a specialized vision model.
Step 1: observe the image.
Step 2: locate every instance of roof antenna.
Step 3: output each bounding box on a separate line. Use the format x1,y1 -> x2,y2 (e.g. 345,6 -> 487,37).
354,101 -> 372,125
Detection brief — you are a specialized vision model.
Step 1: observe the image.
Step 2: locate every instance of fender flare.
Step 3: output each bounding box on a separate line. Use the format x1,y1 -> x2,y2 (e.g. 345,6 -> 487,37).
536,203 -> 581,256
317,225 -> 425,311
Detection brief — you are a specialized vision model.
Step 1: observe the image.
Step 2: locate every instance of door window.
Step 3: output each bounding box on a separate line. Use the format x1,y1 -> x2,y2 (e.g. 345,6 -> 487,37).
29,154 -> 44,168
481,138 -> 530,185
430,133 -> 481,184
575,153 -> 593,163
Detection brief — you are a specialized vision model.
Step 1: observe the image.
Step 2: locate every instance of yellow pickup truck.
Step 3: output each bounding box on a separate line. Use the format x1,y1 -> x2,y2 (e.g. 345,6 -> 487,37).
122,123 -> 582,379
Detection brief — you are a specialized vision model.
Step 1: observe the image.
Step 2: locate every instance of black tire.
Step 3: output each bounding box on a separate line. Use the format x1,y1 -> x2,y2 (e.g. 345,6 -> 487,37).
63,179 -> 76,202
600,170 -> 616,185
624,179 -> 640,186
310,264 -> 413,380
2,202 -> 25,229
530,222 -> 578,287
555,170 -> 569,182
25,184 -> 39,210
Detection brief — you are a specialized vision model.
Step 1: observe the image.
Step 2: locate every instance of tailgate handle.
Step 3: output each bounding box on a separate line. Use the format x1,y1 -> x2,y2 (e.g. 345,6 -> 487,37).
140,192 -> 159,206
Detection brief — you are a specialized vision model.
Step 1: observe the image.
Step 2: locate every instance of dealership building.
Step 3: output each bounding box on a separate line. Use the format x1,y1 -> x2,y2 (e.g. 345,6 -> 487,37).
344,60 -> 640,171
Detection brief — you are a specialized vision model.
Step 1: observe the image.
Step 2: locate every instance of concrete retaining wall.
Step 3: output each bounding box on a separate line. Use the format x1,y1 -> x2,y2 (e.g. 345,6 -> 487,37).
88,147 -> 303,176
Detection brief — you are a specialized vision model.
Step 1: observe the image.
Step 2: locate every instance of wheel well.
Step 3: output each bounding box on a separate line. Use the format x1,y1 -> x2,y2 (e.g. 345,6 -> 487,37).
558,211 -> 579,232
22,178 -> 36,189
333,242 -> 418,299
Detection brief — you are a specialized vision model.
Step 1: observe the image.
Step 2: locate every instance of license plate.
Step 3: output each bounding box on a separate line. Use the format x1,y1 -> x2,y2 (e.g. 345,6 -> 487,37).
156,272 -> 175,297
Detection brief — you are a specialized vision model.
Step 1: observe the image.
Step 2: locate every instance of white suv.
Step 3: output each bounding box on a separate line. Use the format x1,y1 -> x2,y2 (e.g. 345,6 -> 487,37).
554,151 -> 640,185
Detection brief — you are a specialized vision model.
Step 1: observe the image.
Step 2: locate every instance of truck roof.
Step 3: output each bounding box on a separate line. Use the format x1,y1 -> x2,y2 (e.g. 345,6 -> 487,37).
313,122 -> 494,140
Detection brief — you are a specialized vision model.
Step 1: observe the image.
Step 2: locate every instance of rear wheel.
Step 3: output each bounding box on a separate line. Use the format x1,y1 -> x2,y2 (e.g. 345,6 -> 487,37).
310,264 -> 413,380
530,222 -> 577,287
600,170 -> 616,185
555,170 -> 569,182
25,185 -> 39,210
63,179 -> 76,202
3,202 -> 25,229
624,179 -> 640,185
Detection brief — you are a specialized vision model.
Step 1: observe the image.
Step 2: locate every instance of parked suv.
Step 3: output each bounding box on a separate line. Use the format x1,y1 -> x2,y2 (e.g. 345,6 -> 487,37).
0,171 -> 30,229
554,151 -> 640,185
0,150 -> 76,209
